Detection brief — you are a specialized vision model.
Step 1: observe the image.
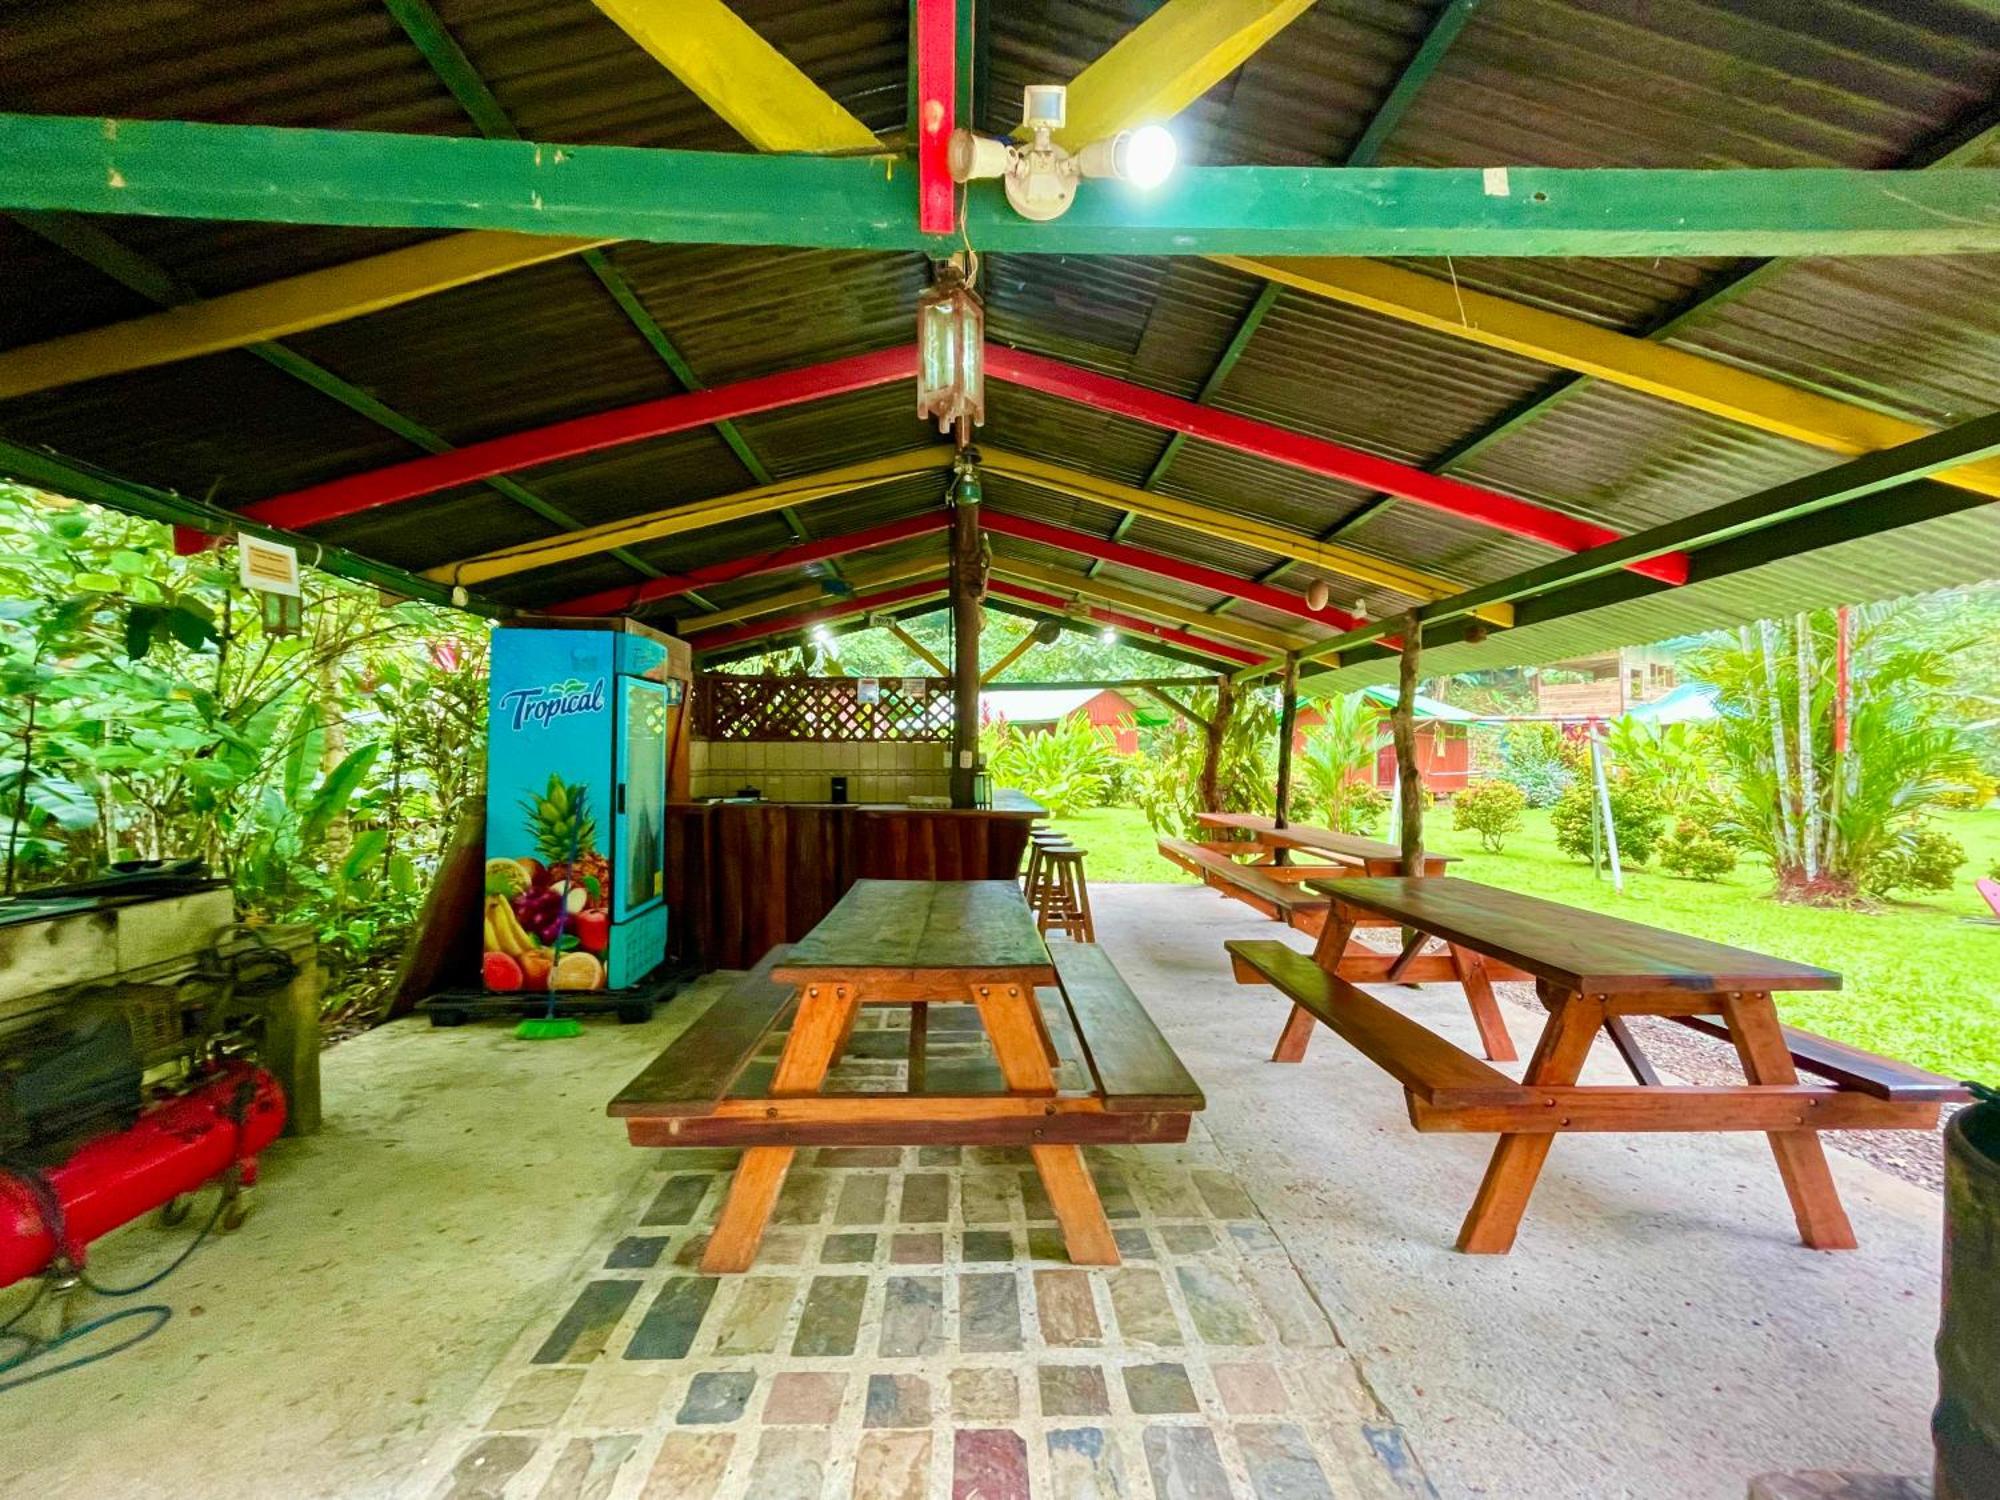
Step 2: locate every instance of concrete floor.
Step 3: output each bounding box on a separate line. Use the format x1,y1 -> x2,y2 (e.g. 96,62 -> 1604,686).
0,883 -> 1948,1499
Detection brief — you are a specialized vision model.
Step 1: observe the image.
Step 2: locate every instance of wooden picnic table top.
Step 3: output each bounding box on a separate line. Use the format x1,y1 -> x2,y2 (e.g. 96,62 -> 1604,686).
1305,876 -> 1842,995
1195,812 -> 1458,865
775,878 -> 1053,980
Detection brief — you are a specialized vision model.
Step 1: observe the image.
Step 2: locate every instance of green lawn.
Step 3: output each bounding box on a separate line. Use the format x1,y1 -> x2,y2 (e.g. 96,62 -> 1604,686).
1047,801 -> 2000,1081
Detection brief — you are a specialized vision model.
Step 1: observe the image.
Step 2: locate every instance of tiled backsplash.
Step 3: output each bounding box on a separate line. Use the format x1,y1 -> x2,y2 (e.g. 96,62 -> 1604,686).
688,739 -> 952,804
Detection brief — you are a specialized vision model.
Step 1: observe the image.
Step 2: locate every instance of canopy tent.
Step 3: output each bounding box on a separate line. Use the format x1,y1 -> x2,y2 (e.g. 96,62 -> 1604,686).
0,1 -> 1997,691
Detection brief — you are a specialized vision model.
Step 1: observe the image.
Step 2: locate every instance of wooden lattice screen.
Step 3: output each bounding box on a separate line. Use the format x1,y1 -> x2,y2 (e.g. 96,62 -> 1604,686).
695,674 -> 953,742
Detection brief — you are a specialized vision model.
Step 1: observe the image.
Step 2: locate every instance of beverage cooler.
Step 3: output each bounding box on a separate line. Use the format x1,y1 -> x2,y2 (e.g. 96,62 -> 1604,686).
482,620 -> 688,994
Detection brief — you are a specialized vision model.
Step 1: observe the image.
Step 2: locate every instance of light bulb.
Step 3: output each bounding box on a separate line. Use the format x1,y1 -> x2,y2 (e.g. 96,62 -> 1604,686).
1305,580 -> 1330,612
1121,125 -> 1177,189
1100,627 -> 1117,644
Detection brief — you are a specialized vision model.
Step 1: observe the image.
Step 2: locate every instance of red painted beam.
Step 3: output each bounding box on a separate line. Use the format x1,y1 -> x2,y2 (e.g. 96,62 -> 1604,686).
984,346 -> 1692,586
549,512 -> 950,616
691,577 -> 944,654
982,511 -> 1364,630
245,346 -> 918,530
915,0 -> 956,235
988,580 -> 1264,667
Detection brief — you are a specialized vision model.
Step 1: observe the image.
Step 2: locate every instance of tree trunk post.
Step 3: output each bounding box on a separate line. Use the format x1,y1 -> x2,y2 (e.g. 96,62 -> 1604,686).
1198,675 -> 1234,816
1272,654 -> 1299,864
1393,614 -> 1424,875
948,458 -> 983,808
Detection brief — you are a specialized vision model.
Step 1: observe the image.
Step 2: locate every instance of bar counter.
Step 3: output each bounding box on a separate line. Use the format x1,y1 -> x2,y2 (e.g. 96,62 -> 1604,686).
663,793 -> 1045,970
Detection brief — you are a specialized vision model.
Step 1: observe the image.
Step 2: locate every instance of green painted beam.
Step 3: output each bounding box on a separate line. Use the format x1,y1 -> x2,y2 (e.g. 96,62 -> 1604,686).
1345,0 -> 1483,167
9,115 -> 2000,257
385,0 -> 776,578
1265,404 -> 2000,680
0,438 -> 501,616
12,209 -> 678,596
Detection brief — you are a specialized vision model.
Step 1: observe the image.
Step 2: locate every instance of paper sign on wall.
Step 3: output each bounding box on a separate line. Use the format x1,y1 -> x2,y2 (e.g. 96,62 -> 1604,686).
856,678 -> 881,704
903,677 -> 928,696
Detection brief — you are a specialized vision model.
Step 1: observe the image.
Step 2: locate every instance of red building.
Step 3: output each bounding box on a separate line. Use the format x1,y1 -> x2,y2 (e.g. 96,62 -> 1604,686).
1293,687 -> 1477,797
979,687 -> 1146,754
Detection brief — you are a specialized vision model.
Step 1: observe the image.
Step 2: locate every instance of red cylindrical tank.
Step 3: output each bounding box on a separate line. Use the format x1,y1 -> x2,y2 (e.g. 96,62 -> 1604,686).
0,1061 -> 285,1288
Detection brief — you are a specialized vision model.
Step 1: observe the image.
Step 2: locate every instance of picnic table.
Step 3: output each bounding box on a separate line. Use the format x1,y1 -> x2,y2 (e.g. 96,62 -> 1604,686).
1194,812 -> 1458,873
611,879 -> 1202,1272
1228,876 -> 1968,1254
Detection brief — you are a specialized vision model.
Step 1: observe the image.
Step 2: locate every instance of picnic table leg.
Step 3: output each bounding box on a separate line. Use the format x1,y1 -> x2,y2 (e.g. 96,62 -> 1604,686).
976,982 -> 1119,1266
702,982 -> 859,1273
1272,912 -> 1359,1063
1447,944 -> 1517,1063
1722,991 -> 1857,1250
1457,988 -> 1605,1254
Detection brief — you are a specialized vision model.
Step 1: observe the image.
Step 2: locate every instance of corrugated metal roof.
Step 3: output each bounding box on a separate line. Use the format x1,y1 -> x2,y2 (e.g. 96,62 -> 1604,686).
2,0 -> 1998,680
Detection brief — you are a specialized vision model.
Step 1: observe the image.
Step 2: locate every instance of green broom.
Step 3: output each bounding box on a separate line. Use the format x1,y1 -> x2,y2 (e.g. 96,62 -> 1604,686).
518,814 -> 586,1040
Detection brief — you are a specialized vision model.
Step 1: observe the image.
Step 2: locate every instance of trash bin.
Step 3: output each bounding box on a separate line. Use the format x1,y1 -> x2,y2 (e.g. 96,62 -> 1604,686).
1937,1096 -> 2000,1500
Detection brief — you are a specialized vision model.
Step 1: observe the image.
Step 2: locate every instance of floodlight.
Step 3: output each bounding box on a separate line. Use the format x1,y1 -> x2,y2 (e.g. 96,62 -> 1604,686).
947,84 -> 1178,222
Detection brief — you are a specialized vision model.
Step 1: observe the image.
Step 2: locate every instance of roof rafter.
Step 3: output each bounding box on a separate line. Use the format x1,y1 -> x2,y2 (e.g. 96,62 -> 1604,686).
1036,0 -> 1318,149
692,578 -> 948,653
980,510 -> 1359,629
987,581 -> 1264,667
549,513 -> 951,616
677,554 -> 945,634
987,556 -> 1311,654
427,450 -> 953,588
987,345 -> 1689,584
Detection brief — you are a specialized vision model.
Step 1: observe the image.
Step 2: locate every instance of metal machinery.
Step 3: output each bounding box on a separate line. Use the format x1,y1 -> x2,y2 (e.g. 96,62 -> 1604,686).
0,875 -> 315,1301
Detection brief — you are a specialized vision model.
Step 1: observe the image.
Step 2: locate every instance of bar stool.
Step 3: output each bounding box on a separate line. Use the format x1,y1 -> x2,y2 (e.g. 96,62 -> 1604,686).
1034,846 -> 1095,943
1023,828 -> 1068,902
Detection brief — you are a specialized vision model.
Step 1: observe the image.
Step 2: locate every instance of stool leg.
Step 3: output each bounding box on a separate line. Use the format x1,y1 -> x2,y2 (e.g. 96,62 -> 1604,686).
1072,859 -> 1095,942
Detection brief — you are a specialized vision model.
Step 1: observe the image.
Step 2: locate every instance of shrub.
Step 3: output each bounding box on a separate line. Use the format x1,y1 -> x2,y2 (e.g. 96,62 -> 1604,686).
1550,777 -> 1665,865
1863,824 -> 1967,897
1658,820 -> 1738,882
1499,723 -> 1579,807
983,714 -> 1116,817
1451,779 -> 1526,853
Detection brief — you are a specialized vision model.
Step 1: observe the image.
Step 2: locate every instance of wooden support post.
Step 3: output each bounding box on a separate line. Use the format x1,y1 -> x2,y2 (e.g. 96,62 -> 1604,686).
1272,653 -> 1299,865
1393,613 -> 1424,874
950,459 -> 983,808
1198,676 -> 1235,816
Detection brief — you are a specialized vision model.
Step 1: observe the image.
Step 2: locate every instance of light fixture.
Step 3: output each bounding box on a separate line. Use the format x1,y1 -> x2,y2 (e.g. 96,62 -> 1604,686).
1305,580 -> 1330,613
949,84 -> 1178,222
916,257 -> 985,433
811,626 -> 834,646
1100,626 -> 1118,645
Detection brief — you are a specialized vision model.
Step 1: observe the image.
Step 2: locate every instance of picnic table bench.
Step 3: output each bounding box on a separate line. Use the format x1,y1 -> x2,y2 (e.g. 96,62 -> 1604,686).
611,879 -> 1202,1272
1164,814 -> 1520,1059
1228,876 -> 1969,1254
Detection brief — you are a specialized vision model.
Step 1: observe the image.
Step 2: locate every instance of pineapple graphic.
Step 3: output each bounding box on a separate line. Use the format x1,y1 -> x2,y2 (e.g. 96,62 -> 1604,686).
522,773 -> 611,899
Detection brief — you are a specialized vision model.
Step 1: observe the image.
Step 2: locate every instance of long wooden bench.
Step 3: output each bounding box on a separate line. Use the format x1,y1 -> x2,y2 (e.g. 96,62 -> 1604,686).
608,945 -> 795,1122
1158,836 -> 1334,933
1669,1014 -> 1968,1103
1052,943 -> 1205,1115
1227,940 -> 1523,1114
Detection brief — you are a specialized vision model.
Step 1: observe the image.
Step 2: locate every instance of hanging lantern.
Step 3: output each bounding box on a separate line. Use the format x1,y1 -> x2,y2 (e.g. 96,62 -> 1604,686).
916,262 -> 985,434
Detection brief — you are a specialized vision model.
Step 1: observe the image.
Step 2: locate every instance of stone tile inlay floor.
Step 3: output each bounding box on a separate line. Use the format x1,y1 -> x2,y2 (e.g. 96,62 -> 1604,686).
411,1008 -> 1436,1500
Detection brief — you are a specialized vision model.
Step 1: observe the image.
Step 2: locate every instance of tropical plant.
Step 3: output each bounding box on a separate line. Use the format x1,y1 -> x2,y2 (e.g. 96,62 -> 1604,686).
1498,722 -> 1580,807
1550,776 -> 1666,865
1658,820 -> 1738,882
983,713 -> 1117,817
1683,606 -> 1980,902
1133,686 -> 1276,839
1600,716 -> 1717,815
1451,779 -> 1527,853
1296,693 -> 1383,833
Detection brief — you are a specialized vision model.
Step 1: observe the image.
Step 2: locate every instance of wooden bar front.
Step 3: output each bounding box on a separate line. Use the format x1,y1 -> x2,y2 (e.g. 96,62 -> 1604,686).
664,799 -> 1041,970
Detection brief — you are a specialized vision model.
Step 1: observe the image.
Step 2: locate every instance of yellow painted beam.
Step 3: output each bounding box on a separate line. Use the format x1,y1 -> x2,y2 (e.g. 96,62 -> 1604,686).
1034,0 -> 1318,148
699,588 -> 952,656
1222,254 -> 2000,503
590,0 -> 879,153
0,230 -> 605,401
886,621 -> 950,675
991,556 -> 1311,654
680,557 -> 946,632
425,450 -> 954,586
980,448 -> 1513,625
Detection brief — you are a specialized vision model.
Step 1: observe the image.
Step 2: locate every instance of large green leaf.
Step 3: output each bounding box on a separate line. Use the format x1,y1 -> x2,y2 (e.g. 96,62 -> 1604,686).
339,829 -> 388,886
298,742 -> 382,849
